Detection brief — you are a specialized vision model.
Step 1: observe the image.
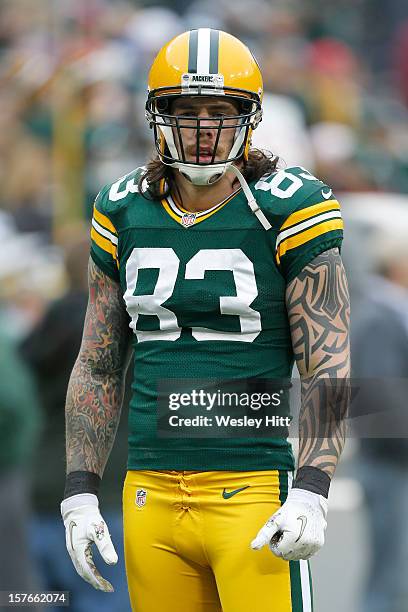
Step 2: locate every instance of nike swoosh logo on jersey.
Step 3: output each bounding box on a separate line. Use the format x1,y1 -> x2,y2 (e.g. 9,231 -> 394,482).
295,515 -> 308,542
69,520 -> 77,550
222,486 -> 249,499
321,188 -> 333,200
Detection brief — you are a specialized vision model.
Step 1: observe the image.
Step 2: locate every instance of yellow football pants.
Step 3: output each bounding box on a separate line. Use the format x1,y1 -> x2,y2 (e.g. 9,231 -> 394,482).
123,470 -> 312,612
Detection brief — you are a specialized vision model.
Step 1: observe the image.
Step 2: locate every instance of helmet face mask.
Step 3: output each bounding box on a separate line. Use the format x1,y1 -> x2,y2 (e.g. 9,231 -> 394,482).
146,94 -> 261,168
146,29 -> 263,185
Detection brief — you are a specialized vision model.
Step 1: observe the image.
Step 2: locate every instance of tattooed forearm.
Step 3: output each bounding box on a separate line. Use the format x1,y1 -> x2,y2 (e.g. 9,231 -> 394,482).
65,258 -> 131,477
286,248 -> 351,477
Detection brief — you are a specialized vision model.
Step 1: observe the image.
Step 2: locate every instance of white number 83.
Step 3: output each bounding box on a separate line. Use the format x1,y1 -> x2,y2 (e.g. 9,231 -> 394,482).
124,247 -> 262,343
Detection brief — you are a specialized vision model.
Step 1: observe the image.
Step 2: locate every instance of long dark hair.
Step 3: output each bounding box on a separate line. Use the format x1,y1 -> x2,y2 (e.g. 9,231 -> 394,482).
138,148 -> 279,200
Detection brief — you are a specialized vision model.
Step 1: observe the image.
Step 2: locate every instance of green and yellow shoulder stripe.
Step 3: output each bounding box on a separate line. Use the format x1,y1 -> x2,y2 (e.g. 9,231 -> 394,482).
276,194 -> 344,282
90,197 -> 120,280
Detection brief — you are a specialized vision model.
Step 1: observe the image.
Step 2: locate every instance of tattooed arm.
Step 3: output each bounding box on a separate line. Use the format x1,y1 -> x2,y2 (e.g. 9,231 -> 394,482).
286,248 -> 351,481
60,258 -> 131,592
65,258 -> 131,478
251,248 -> 350,558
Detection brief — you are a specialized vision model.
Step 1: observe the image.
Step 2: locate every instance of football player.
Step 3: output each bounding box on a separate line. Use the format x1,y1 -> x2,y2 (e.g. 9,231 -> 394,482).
61,29 -> 350,611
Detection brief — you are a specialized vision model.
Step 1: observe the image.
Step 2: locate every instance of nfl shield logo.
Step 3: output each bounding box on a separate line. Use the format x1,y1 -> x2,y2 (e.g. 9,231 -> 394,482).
181,213 -> 196,227
136,488 -> 147,508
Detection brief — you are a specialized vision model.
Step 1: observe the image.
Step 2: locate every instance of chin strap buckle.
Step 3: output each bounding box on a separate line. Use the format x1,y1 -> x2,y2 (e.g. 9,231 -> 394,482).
253,208 -> 272,231
247,197 -> 260,213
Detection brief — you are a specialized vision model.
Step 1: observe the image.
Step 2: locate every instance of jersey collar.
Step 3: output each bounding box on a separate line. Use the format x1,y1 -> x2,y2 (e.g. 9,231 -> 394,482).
161,188 -> 241,228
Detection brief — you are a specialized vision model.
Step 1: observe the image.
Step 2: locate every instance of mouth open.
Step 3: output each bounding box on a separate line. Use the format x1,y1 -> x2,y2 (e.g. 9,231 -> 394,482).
197,148 -> 214,163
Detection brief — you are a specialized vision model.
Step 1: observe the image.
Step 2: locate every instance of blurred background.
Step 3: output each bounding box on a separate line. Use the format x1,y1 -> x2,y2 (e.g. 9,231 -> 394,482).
1,0 -> 408,610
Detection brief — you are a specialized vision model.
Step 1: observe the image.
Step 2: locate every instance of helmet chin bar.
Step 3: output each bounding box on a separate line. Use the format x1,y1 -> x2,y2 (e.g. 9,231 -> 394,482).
172,161 -> 228,186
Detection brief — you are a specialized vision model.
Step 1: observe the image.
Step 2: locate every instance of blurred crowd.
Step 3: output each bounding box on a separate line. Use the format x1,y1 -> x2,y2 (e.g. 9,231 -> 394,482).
2,0 -> 408,325
1,0 -> 408,611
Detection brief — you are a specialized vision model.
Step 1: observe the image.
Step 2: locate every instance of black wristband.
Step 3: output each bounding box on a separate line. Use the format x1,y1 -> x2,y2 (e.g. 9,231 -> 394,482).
292,466 -> 331,498
64,471 -> 101,499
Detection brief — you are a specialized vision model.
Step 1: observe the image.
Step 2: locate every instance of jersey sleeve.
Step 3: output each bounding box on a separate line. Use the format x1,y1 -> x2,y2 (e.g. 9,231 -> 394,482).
276,188 -> 344,282
90,190 -> 120,281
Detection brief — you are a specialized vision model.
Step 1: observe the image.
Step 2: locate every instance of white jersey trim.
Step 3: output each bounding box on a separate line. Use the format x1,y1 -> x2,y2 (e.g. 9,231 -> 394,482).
276,210 -> 342,249
91,219 -> 118,246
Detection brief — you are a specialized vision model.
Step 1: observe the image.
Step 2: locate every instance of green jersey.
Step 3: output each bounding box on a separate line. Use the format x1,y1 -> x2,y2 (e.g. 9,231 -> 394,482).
90,165 -> 343,471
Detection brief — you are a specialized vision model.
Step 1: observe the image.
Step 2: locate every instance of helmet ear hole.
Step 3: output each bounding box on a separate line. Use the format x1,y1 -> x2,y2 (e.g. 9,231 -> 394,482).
241,100 -> 252,114
156,98 -> 169,113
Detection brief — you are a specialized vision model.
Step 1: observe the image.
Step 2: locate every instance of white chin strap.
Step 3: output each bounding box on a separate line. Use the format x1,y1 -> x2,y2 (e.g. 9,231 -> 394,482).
228,165 -> 271,231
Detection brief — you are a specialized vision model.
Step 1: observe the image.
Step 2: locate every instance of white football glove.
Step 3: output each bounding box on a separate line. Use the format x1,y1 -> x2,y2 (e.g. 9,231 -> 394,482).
61,493 -> 118,591
251,488 -> 328,561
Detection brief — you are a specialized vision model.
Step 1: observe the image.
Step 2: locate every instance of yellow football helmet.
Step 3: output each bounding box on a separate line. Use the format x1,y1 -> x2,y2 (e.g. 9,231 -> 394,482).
145,29 -> 263,185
